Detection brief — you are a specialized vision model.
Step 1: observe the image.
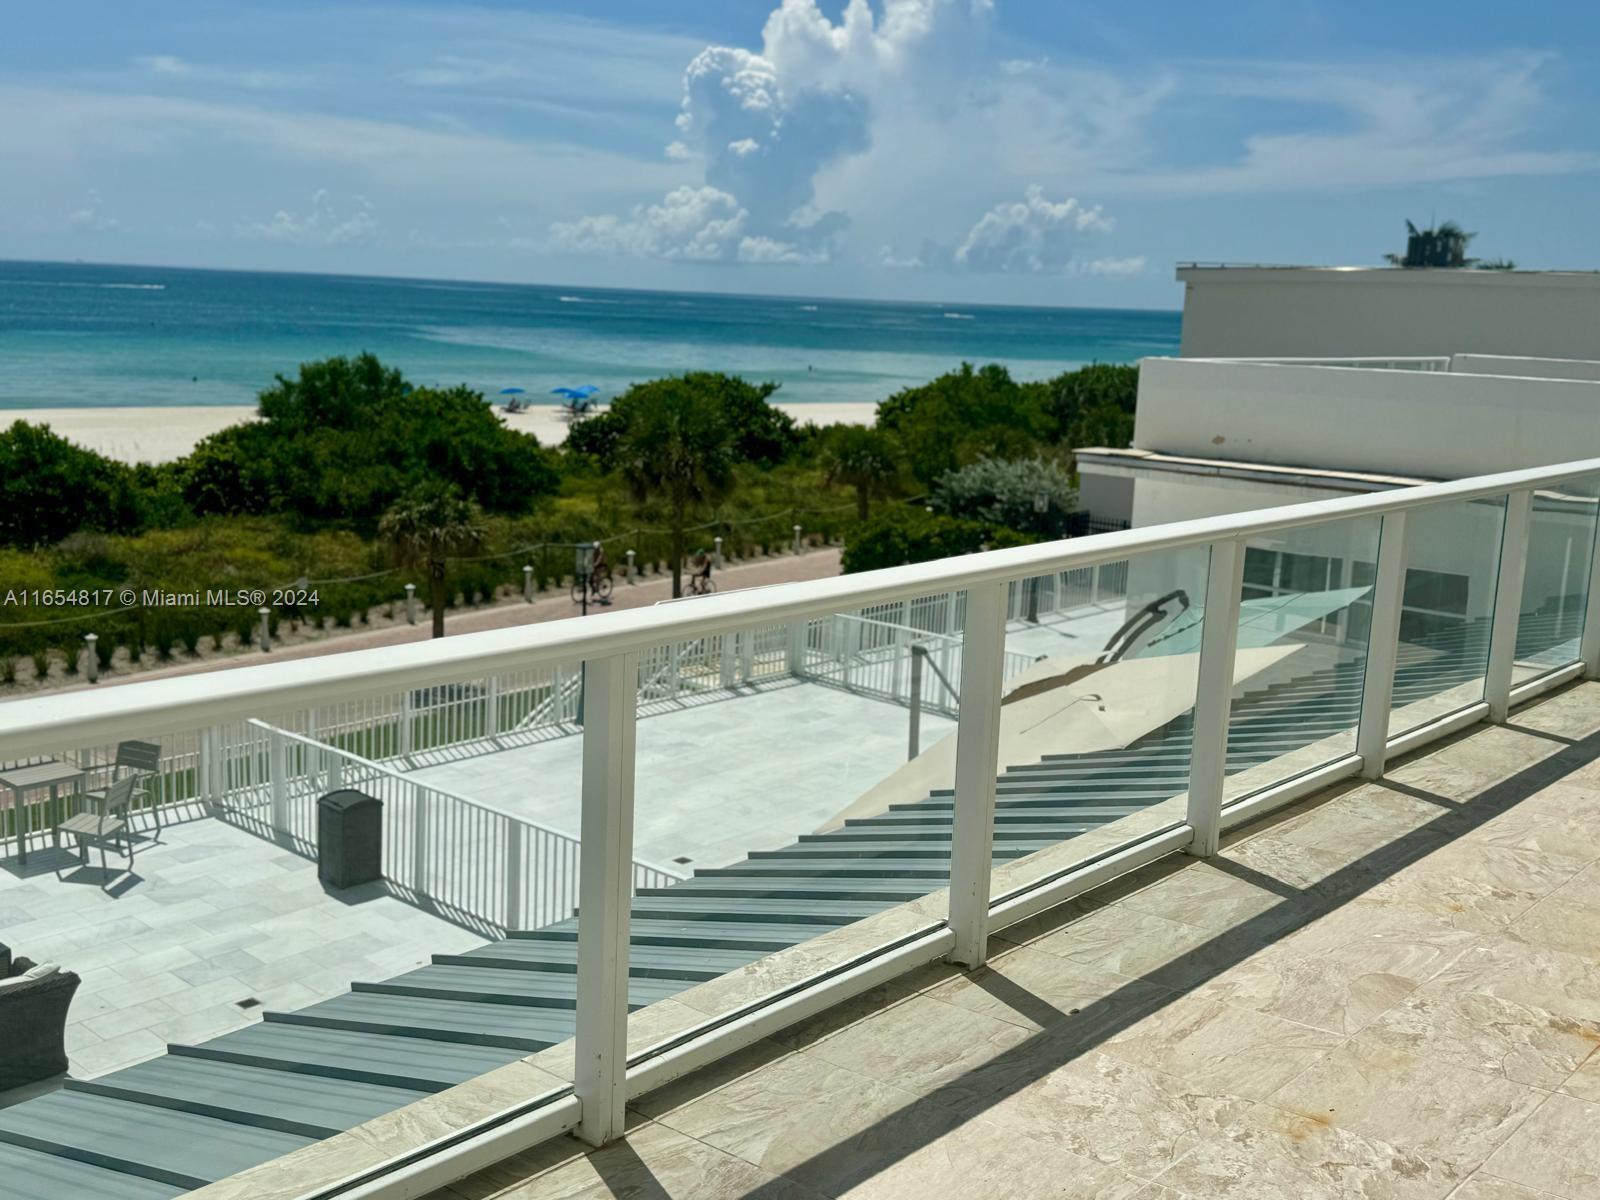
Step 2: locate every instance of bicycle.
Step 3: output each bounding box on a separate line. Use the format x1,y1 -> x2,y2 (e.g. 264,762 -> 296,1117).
686,574 -> 717,596
572,571 -> 614,605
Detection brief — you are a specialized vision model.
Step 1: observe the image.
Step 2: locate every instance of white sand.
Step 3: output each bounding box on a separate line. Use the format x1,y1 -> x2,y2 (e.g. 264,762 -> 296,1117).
2,403 -> 876,464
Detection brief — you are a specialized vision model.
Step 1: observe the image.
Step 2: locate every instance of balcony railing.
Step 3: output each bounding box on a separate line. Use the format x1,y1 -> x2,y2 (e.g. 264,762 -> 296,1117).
3,452 -> 1600,1194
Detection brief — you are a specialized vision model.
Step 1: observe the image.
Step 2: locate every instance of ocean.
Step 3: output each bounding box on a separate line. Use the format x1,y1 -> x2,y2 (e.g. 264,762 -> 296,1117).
0,259 -> 1180,409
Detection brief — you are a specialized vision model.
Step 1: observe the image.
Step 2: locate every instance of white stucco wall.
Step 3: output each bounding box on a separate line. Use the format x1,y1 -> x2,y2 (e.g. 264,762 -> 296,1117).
1133,358 -> 1600,480
1177,267 -> 1600,360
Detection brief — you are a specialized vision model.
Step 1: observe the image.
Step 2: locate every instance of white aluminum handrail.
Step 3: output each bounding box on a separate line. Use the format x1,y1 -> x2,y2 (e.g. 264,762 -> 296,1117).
245,718 -> 682,885
9,452 -> 1600,1194
9,452 -> 1600,758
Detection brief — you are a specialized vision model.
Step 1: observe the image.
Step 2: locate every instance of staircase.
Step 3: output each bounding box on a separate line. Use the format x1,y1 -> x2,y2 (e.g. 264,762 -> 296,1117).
0,612 -> 1579,1198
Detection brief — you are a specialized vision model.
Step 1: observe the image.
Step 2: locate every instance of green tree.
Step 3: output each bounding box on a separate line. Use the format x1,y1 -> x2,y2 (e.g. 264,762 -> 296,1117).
875,363 -> 1052,486
0,421 -> 144,548
1044,363 -> 1138,450
615,378 -> 736,596
820,425 -> 901,520
565,372 -> 797,469
183,354 -> 558,528
930,457 -> 1078,539
378,482 -> 486,638
841,507 -> 1032,573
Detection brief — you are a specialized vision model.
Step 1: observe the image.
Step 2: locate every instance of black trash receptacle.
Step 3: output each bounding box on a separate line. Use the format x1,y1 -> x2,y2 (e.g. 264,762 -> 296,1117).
317,789 -> 383,888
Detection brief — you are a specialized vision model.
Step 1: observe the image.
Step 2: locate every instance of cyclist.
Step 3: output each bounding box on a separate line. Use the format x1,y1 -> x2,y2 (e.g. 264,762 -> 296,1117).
587,543 -> 611,604
689,548 -> 713,593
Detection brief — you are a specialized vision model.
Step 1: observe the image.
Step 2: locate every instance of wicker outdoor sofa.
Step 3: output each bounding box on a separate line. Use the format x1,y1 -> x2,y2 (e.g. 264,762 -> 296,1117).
0,942 -> 80,1091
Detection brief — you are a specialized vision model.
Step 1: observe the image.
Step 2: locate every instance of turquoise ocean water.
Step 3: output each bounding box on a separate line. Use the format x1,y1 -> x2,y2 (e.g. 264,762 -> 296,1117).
0,259 -> 1180,409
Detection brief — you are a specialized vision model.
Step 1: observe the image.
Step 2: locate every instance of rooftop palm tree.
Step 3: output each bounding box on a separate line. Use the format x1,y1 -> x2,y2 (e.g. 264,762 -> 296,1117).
820,424 -> 901,521
616,379 -> 735,597
1385,220 -> 1478,268
379,482 -> 485,638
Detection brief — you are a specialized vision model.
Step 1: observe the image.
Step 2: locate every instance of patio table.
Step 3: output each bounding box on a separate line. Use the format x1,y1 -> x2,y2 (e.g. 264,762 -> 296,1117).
0,761 -> 87,866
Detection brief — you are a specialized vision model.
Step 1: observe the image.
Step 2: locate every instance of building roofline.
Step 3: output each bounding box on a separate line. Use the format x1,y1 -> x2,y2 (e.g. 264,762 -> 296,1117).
1176,264 -> 1600,287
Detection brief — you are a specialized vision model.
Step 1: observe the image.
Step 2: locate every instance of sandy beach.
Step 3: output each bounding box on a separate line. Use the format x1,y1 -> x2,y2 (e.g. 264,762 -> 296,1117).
1,402 -> 878,464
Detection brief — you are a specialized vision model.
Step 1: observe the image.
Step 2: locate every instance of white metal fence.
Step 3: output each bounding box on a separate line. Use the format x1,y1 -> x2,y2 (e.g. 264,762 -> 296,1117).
209,720 -> 680,934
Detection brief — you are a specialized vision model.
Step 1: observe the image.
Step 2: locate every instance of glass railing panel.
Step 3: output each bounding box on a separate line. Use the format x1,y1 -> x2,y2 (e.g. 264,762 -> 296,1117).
1512,478 -> 1600,686
623,592 -> 958,1053
0,678 -> 582,1159
990,546 -> 1209,899
1221,514 -> 1381,804
1387,495 -> 1507,737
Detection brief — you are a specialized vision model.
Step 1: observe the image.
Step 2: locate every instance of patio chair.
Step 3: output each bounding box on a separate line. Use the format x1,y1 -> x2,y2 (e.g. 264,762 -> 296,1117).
0,943 -> 81,1090
53,775 -> 138,885
86,739 -> 162,836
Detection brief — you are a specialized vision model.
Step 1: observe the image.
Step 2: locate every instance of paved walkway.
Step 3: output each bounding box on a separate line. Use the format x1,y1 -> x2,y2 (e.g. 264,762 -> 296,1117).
432,681 -> 1600,1200
27,549 -> 843,694
0,816 -> 482,1084
407,681 -> 956,869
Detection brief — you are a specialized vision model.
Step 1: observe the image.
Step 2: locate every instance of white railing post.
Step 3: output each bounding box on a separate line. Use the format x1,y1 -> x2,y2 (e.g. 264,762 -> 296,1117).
908,643 -> 925,760
1580,501 -> 1600,677
199,726 -> 218,803
268,729 -> 288,831
740,630 -> 754,682
625,549 -> 636,585
485,675 -> 501,739
1486,488 -> 1535,723
504,821 -> 524,931
1357,512 -> 1409,779
786,619 -> 807,677
258,606 -> 272,653
412,788 -> 429,892
1185,539 -> 1245,858
523,565 -> 535,603
83,633 -> 98,684
793,524 -> 802,556
398,690 -> 413,757
720,634 -> 736,688
575,652 -> 639,1147
947,581 -> 1007,970
405,582 -> 417,625
713,536 -> 724,568
667,646 -> 680,701
327,748 -> 343,792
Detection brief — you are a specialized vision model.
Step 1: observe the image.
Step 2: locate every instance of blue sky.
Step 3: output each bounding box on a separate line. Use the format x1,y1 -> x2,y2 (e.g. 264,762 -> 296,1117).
2,0 -> 1596,309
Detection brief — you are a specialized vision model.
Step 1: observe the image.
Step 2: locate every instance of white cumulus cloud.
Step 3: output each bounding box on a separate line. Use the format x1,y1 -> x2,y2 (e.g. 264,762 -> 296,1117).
239,190 -> 378,245
1083,254 -> 1147,278
66,189 -> 120,233
953,186 -> 1113,273
551,0 -> 989,265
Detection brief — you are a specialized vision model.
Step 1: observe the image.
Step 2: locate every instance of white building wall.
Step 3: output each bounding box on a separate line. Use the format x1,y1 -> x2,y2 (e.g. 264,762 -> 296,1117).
1450,354 -> 1600,383
1178,267 -> 1600,361
1133,358 -> 1600,480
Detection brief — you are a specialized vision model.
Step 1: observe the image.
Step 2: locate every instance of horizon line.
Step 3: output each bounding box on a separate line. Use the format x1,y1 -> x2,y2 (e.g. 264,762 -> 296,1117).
0,256 -> 1185,318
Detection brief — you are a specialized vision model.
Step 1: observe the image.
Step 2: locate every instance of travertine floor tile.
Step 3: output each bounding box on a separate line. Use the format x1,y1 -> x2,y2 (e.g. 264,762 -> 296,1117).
443,1120 -> 823,1199
1268,1035 -> 1546,1172
1101,996 -> 1343,1100
1479,1092 -> 1600,1199
1557,1050 -> 1600,1101
1364,981 -> 1600,1090
1447,1176 -> 1570,1199
802,993 -> 1035,1097
1152,1101 -> 1463,1200
925,942 -> 1168,1035
949,1047 -> 1255,1182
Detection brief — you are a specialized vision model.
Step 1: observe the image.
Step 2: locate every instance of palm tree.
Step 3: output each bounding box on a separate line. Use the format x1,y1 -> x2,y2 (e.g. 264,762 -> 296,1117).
820,425 -> 901,521
1385,219 -> 1478,268
379,482 -> 485,638
616,379 -> 735,597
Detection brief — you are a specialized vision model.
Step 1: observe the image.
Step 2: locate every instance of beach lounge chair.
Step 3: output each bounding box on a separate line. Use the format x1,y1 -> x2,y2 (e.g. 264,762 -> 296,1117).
53,775 -> 138,885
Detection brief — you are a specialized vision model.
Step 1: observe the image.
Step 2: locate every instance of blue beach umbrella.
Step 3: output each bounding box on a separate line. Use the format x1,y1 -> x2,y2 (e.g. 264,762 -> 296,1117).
552,384 -> 602,420
498,386 -> 526,410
